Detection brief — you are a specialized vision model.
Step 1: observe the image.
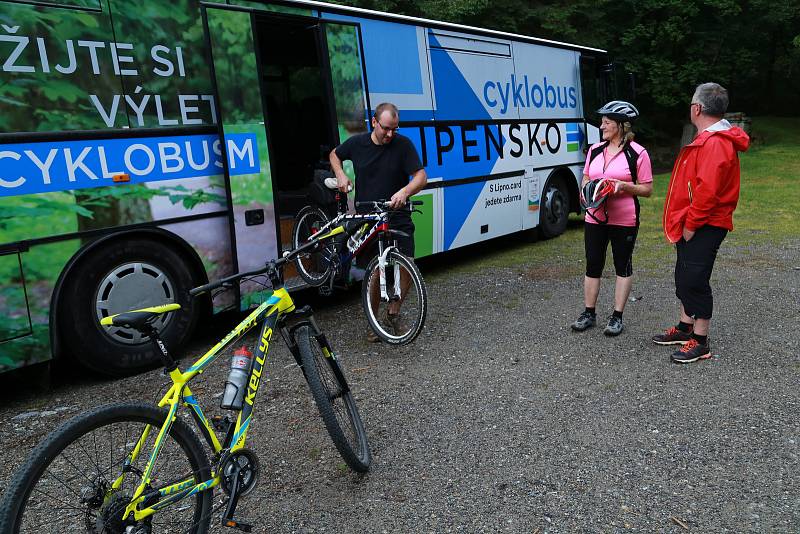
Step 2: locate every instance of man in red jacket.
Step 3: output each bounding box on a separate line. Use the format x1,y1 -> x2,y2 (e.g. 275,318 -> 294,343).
652,82 -> 750,363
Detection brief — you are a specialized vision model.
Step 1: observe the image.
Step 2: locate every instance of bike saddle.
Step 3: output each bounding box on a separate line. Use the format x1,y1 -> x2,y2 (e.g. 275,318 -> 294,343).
100,303 -> 182,331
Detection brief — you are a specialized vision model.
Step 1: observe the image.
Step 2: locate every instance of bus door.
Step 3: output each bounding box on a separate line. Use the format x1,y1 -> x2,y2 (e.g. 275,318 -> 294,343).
319,20 -> 370,177
248,15 -> 369,251
202,5 -> 280,303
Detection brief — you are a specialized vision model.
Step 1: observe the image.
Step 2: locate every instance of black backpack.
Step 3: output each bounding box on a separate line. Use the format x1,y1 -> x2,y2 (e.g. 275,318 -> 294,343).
588,141 -> 641,226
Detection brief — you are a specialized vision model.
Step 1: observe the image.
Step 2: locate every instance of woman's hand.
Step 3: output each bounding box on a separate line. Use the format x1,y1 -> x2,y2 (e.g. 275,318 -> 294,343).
613,180 -> 628,195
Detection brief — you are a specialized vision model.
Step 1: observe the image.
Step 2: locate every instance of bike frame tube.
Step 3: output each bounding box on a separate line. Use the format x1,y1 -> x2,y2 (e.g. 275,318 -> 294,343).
121,286 -> 298,522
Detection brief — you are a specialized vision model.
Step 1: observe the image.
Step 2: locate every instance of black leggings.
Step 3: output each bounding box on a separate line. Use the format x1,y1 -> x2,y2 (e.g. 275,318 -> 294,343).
584,222 -> 638,278
675,225 -> 727,320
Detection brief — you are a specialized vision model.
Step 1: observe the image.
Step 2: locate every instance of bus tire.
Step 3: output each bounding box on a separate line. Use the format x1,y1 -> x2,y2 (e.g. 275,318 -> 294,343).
539,177 -> 569,238
59,238 -> 199,377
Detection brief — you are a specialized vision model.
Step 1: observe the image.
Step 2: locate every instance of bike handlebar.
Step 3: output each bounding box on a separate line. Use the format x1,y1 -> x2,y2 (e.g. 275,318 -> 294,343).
188,234 -> 320,297
190,200 -> 422,296
354,200 -> 423,211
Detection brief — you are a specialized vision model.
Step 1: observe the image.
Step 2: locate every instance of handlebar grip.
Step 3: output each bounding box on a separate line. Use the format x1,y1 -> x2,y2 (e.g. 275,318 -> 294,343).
189,281 -> 219,296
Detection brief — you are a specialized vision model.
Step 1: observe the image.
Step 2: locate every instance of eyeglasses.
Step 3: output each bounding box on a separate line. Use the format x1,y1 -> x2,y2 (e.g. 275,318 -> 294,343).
690,102 -> 703,111
375,121 -> 399,134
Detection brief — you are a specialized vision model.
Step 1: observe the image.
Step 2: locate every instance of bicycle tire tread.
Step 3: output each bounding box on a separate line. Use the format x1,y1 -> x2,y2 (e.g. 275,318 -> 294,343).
0,402 -> 212,534
295,326 -> 372,473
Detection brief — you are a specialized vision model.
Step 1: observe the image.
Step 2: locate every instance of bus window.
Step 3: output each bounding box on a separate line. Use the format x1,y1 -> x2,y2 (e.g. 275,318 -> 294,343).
324,22 -> 369,144
0,251 -> 32,346
0,1 -> 122,132
14,0 -> 101,10
580,55 -> 602,120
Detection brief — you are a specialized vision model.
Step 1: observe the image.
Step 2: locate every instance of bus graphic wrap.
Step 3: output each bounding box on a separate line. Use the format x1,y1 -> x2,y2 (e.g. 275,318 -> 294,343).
0,133 -> 259,197
1,0 -> 605,376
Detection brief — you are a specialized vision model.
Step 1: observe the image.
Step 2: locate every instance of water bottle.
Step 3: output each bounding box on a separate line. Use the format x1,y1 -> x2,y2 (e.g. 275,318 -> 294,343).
221,347 -> 252,410
347,223 -> 368,250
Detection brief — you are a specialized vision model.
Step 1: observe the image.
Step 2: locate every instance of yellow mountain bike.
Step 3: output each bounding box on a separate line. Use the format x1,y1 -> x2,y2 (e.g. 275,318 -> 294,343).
0,234 -> 371,534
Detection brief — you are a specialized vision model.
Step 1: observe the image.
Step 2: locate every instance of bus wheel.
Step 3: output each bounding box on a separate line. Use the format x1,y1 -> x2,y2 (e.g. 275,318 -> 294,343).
59,239 -> 199,377
540,177 -> 569,238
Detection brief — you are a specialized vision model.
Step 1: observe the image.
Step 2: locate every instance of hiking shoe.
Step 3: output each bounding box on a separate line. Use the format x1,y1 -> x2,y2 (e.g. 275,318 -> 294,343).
571,311 -> 596,332
384,311 -> 409,336
365,328 -> 380,343
652,326 -> 692,345
671,338 -> 711,364
603,315 -> 624,336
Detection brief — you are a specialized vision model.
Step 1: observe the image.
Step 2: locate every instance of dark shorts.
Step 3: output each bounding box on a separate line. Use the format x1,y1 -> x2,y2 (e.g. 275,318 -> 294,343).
584,222 -> 638,278
675,225 -> 727,320
355,221 -> 414,268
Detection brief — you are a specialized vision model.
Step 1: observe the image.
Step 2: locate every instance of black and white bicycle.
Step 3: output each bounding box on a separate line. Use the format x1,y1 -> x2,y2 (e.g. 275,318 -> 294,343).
292,182 -> 427,345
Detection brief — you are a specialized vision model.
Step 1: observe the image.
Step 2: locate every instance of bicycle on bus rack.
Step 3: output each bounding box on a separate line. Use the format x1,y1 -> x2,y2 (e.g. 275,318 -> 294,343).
0,239 -> 371,534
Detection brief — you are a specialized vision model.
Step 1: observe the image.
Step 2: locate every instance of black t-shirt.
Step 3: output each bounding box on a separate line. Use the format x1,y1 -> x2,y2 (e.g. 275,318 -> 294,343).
334,132 -> 423,227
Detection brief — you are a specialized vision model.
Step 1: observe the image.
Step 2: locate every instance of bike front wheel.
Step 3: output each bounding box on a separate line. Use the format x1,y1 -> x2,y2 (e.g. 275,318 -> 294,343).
295,325 -> 372,473
291,206 -> 333,287
0,403 -> 213,534
362,249 -> 427,345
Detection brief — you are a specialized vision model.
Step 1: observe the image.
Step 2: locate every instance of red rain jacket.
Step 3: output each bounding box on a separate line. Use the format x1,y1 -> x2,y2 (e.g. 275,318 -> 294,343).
663,125 -> 750,243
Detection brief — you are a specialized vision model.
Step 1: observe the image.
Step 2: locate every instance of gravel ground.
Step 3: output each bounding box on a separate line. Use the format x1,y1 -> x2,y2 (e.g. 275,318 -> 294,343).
0,229 -> 798,533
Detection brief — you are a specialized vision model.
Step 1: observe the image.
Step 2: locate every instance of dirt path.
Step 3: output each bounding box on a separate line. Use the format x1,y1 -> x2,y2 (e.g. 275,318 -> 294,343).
1,230 -> 797,532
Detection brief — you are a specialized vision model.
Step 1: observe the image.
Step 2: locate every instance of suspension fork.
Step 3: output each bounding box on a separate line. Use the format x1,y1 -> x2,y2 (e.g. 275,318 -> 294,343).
376,242 -> 400,302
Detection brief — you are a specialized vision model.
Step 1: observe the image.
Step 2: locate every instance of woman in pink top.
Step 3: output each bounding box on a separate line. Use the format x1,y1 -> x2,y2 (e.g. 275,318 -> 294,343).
571,101 -> 653,336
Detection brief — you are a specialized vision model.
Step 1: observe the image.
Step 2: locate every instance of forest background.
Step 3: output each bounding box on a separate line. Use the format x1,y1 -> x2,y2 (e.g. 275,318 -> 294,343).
333,0 -> 800,166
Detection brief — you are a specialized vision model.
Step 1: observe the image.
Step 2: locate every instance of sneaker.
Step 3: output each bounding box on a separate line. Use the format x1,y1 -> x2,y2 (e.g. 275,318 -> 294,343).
384,311 -> 409,336
571,311 -> 596,332
603,315 -> 624,336
670,338 -> 711,364
365,328 -> 380,343
652,326 -> 692,345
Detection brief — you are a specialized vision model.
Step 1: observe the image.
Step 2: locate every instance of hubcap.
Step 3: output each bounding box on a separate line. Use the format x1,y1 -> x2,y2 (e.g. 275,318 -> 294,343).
95,262 -> 175,345
544,186 -> 566,224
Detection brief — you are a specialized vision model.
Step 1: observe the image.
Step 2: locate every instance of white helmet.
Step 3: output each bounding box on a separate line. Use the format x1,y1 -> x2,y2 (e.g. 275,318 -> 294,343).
597,100 -> 639,122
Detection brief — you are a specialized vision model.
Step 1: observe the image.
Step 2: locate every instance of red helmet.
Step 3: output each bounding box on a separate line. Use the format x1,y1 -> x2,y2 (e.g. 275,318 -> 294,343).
581,177 -> 616,210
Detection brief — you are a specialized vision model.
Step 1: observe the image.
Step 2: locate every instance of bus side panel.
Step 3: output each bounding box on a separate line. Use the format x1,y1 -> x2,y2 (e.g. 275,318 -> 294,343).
0,240 -> 80,373
321,15 -> 436,121
512,42 -> 586,231
420,34 -> 588,250
320,13 -> 439,255
0,2 -> 125,132
426,31 -> 523,249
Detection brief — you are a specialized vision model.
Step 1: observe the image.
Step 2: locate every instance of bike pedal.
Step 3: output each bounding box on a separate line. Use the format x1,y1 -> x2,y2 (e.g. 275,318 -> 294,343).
222,518 -> 252,532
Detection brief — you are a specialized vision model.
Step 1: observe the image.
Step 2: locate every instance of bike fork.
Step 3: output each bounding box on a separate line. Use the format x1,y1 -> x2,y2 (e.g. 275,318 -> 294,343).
377,246 -> 401,302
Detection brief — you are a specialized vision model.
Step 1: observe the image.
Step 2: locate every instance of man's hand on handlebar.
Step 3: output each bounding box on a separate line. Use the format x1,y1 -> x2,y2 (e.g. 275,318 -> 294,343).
335,172 -> 352,193
388,187 -> 409,210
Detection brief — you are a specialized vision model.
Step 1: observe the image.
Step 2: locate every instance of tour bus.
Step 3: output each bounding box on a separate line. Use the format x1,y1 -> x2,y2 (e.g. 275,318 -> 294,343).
0,0 -> 616,377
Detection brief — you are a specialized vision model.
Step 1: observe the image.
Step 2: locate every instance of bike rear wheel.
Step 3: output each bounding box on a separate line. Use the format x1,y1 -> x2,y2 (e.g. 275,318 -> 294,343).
362,249 -> 427,345
0,403 -> 213,534
295,325 -> 372,473
291,206 -> 334,287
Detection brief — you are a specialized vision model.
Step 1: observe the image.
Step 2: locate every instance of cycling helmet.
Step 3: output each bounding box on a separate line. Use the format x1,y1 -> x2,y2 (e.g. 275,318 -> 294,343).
581,177 -> 616,210
596,100 -> 639,122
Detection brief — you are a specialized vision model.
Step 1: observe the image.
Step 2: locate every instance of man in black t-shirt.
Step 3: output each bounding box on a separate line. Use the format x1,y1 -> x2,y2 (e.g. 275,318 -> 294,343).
329,102 -> 427,342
